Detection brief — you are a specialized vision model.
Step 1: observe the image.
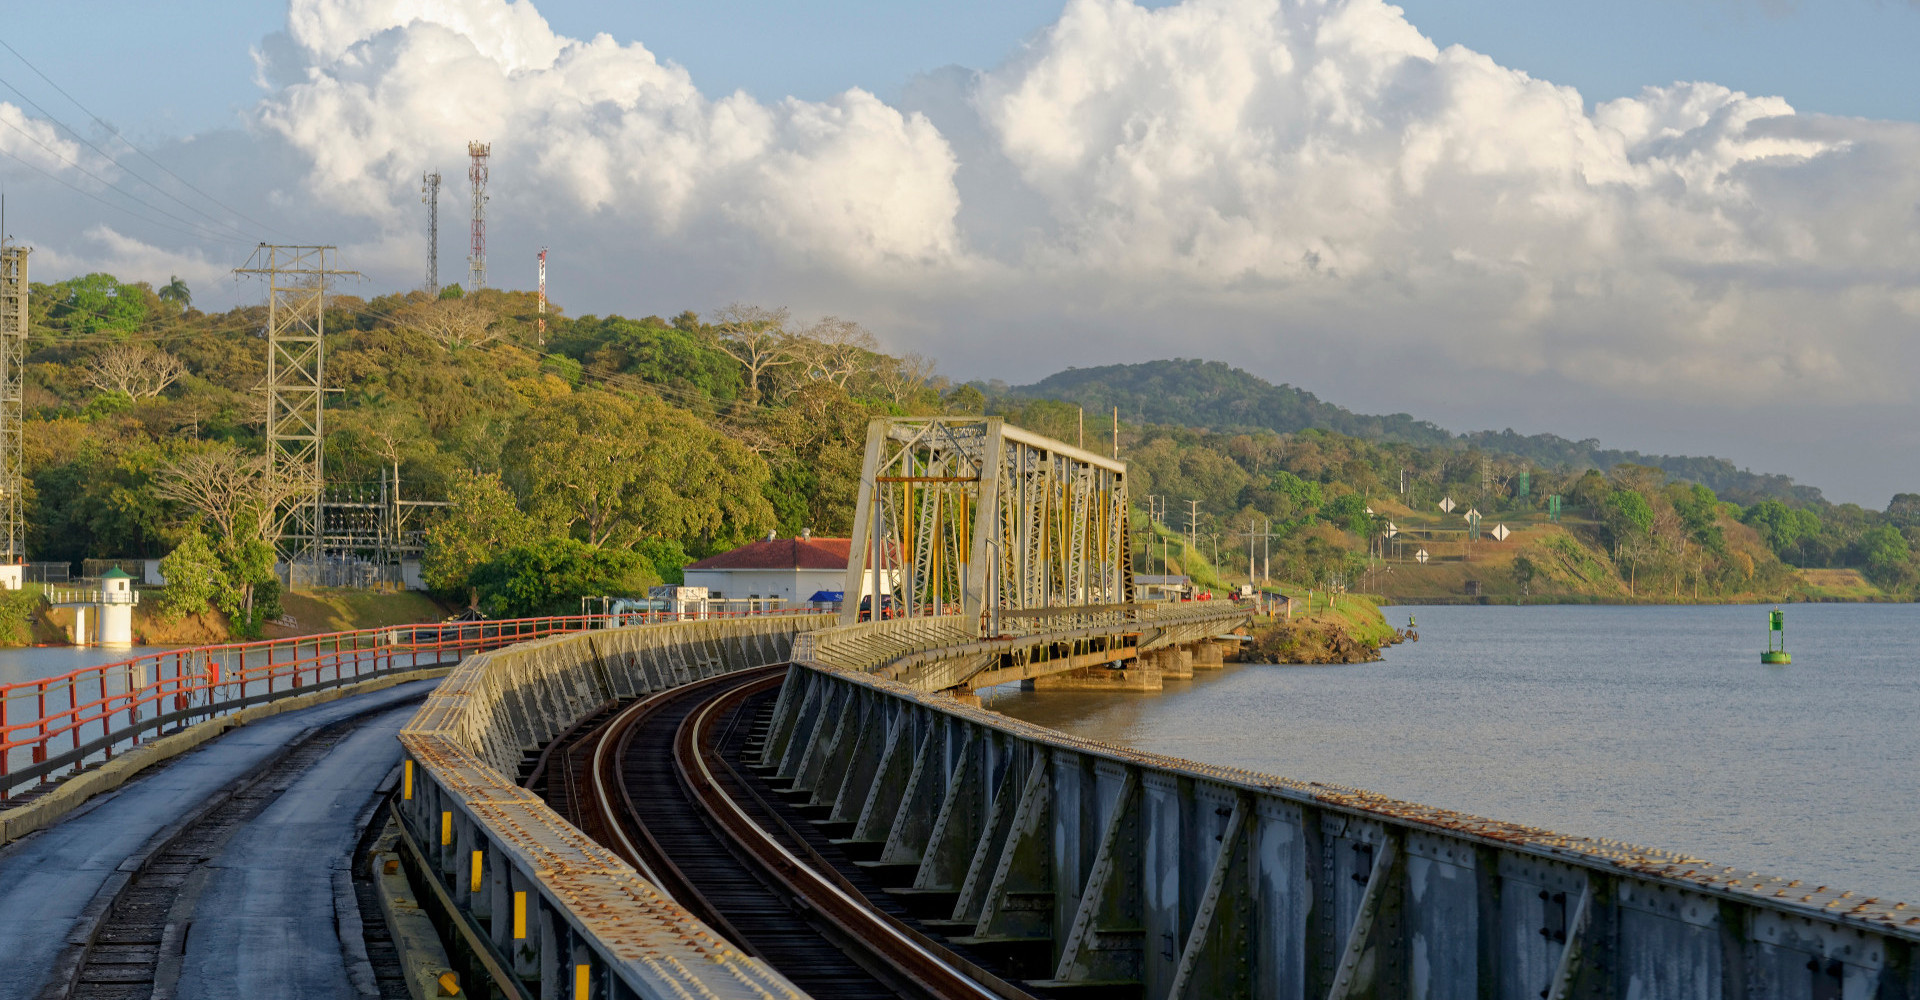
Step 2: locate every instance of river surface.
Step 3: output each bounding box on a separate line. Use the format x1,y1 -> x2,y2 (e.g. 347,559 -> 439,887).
990,602 -> 1920,904
0,645 -> 176,688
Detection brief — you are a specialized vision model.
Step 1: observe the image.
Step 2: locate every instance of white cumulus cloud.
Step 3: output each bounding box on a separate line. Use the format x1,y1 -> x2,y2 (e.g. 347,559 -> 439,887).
11,0 -> 1920,500
253,0 -> 964,271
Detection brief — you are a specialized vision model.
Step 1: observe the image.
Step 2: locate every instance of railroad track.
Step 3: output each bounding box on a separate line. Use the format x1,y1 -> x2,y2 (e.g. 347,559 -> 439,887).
532,667 -> 1030,1000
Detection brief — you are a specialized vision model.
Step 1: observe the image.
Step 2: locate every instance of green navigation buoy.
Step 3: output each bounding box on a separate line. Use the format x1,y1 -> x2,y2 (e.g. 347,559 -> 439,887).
1761,607 -> 1791,664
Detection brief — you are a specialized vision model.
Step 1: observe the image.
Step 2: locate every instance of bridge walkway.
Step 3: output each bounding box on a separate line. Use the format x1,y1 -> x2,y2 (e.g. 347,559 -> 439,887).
0,679 -> 437,1000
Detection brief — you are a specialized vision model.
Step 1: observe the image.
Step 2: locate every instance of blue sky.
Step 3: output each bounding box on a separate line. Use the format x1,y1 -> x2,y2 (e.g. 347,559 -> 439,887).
7,1 -> 1920,139
2,0 -> 1919,505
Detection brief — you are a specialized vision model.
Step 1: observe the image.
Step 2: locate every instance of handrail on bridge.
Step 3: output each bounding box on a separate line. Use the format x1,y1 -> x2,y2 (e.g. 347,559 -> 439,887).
0,606 -> 817,800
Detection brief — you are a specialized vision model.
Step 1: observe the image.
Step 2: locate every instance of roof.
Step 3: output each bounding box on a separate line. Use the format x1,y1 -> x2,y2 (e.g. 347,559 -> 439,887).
686,537 -> 854,572
100,567 -> 132,579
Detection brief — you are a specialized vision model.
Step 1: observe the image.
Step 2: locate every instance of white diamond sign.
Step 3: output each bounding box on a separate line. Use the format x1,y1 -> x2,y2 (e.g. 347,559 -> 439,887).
1465,508 -> 1481,523
1492,524 -> 1511,541
1415,548 -> 1430,564
1438,497 -> 1455,513
1365,506 -> 1374,515
1385,521 -> 1398,538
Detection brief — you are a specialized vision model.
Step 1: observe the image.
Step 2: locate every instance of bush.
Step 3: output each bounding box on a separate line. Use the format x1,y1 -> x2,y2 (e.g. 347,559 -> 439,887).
0,587 -> 42,646
158,529 -> 228,621
468,537 -> 661,618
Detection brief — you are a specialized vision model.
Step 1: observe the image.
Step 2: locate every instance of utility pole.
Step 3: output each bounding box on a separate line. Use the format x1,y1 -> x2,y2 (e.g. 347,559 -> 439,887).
537,247 -> 548,345
234,246 -> 359,582
0,238 -> 26,562
1184,500 -> 1202,568
420,171 -> 441,295
467,141 -> 490,290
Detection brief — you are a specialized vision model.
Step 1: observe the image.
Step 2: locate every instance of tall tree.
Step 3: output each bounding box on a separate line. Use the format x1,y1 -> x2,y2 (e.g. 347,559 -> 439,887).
711,304 -> 794,405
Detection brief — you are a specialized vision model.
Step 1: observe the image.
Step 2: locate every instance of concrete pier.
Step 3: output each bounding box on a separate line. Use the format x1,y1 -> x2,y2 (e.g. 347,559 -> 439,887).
1028,661 -> 1162,691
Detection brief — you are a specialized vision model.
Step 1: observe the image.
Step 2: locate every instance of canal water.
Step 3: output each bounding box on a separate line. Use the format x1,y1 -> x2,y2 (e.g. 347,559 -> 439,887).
0,645 -> 176,688
990,602 -> 1920,904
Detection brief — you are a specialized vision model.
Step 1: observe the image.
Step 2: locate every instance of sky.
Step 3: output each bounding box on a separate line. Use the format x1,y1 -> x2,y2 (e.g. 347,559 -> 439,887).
2,0 -> 1919,505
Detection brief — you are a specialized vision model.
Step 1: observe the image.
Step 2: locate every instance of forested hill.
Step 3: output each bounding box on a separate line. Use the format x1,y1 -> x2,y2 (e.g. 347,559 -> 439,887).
1008,359 -> 1824,506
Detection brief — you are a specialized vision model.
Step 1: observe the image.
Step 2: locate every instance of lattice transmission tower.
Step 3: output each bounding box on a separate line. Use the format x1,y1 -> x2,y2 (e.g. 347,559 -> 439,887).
467,141 -> 489,290
234,246 -> 358,575
421,170 -> 441,295
0,242 -> 27,561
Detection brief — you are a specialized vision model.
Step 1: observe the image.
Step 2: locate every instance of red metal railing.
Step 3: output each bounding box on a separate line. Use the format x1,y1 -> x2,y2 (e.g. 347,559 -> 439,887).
0,607 -> 814,800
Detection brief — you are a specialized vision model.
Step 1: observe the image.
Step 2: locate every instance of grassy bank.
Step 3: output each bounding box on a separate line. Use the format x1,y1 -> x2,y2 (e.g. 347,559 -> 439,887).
1246,594 -> 1404,664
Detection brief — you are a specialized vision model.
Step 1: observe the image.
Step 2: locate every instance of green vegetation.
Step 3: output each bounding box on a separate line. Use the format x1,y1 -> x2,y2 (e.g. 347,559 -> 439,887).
13,271 -> 1916,640
17,280 -> 941,629
0,586 -> 41,646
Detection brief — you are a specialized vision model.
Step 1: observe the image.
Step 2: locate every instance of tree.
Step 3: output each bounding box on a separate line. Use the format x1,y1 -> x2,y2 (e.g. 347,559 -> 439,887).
83,344 -> 187,399
158,275 -> 192,310
157,528 -> 227,621
1320,493 -> 1371,535
1602,489 -> 1654,547
503,390 -> 775,548
399,297 -> 500,351
1742,499 -> 1821,564
711,304 -> 795,405
422,470 -> 541,600
151,445 -> 302,544
468,537 -> 660,618
792,316 -> 877,389
54,273 -> 149,336
1511,553 -> 1537,594
874,353 -> 936,405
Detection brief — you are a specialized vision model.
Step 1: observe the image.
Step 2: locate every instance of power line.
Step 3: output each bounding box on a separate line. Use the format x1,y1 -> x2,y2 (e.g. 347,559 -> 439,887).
0,142 -> 254,247
0,73 -> 258,244
0,37 -> 286,240
0,114 -> 254,246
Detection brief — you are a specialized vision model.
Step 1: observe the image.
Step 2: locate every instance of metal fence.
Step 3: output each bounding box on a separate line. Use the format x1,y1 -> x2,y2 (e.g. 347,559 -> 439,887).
0,607 -> 817,800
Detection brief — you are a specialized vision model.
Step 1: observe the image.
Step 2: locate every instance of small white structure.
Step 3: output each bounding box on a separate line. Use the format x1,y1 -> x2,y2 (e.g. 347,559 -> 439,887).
682,532 -> 898,609
47,568 -> 141,647
0,564 -> 20,590
97,568 -> 135,646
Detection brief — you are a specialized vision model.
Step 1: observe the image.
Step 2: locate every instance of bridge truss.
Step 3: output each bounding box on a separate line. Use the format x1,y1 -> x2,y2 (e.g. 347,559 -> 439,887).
843,417 -> 1131,629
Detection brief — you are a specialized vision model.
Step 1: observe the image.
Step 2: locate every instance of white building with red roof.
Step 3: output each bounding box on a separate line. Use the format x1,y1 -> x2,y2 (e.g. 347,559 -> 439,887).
681,530 -> 897,608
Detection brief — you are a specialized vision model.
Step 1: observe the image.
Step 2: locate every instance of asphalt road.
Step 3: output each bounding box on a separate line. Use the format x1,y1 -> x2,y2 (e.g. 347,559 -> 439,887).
0,680 -> 437,1000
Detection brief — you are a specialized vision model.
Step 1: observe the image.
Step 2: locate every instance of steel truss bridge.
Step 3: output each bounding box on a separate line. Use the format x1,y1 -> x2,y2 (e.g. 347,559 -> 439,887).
10,418 -> 1918,1000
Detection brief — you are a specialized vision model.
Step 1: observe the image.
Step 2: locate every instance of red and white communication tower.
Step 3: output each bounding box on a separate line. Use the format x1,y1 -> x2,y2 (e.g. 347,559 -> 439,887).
537,247 -> 548,344
466,141 -> 489,290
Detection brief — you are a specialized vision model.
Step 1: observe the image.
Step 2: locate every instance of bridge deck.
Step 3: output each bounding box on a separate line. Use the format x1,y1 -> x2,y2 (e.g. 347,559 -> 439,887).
0,679 -> 436,1000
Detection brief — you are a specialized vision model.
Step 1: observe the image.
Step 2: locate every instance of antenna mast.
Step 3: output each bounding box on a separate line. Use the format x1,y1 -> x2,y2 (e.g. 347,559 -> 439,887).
467,141 -> 490,290
420,171 -> 441,295
537,247 -> 548,345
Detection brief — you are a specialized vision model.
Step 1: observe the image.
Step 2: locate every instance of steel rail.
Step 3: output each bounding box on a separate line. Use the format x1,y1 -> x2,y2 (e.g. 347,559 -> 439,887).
676,672 -> 1018,1000
577,672 -> 762,956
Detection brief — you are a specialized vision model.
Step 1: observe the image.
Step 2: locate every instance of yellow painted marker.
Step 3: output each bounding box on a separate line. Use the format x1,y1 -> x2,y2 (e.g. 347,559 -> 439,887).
403,759 -> 413,800
574,963 -> 590,1000
441,811 -> 452,846
470,850 -> 483,892
513,891 -> 527,939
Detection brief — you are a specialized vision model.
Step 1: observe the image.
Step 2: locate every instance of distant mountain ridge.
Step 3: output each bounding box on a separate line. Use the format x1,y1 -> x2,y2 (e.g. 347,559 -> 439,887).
1007,359 -> 1824,506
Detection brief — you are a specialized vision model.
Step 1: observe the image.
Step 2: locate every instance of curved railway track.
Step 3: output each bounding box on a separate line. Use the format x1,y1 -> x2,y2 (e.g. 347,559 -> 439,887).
527,668 -> 1031,1000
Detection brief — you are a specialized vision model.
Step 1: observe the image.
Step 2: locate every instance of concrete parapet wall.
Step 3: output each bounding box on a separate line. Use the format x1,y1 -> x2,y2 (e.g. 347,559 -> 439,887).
769,657 -> 1920,999
398,615 -> 830,1000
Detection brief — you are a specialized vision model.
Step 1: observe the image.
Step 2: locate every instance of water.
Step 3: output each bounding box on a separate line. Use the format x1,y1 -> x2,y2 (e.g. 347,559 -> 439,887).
0,646 -> 177,689
991,602 -> 1920,903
